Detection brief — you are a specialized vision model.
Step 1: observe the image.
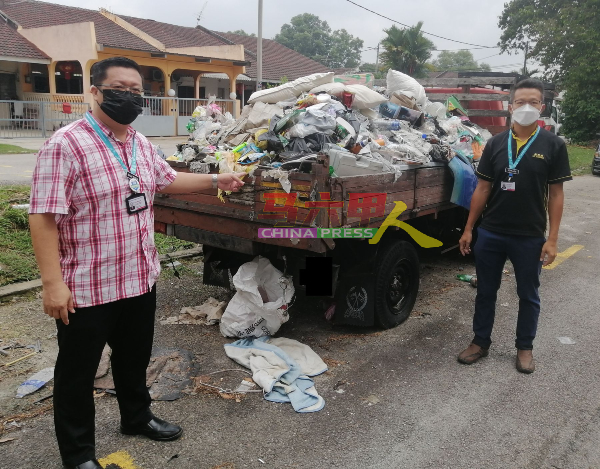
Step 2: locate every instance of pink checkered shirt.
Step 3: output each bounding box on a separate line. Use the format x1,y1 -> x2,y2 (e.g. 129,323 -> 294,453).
29,112 -> 177,308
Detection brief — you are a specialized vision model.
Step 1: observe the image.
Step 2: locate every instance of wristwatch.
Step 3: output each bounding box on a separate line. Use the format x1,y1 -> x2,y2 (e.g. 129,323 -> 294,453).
212,174 -> 218,189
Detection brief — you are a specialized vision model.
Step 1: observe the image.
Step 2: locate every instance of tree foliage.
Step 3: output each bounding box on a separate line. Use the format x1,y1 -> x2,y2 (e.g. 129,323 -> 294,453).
431,50 -> 490,72
227,30 -> 256,37
274,14 -> 364,69
498,0 -> 600,142
380,23 -> 435,78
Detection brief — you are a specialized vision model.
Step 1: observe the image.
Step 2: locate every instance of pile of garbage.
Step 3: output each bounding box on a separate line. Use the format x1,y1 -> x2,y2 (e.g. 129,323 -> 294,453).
166,70 -> 493,207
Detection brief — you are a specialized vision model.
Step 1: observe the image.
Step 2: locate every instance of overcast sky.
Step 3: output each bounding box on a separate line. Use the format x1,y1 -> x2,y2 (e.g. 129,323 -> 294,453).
48,0 -> 525,70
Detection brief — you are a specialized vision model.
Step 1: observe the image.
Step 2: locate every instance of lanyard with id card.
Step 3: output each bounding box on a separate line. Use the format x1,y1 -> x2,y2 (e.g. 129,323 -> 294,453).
503,127 -> 540,192
85,113 -> 148,214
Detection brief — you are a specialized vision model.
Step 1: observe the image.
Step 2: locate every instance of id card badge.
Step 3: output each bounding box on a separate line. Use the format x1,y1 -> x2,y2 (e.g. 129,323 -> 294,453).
126,192 -> 148,214
501,181 -> 516,191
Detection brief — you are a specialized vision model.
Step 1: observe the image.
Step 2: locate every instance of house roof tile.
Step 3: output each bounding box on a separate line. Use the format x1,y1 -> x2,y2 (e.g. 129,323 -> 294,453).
214,31 -> 332,81
0,0 -> 160,53
0,18 -> 50,60
120,16 -> 225,49
0,1 -> 332,81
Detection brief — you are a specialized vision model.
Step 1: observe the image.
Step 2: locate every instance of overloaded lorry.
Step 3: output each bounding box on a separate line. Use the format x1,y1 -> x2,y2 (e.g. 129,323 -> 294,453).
154,76 -> 518,329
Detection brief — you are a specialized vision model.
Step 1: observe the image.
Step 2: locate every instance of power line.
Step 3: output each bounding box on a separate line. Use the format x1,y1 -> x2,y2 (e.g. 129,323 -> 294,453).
345,0 -> 499,49
429,62 -> 523,73
435,48 -> 490,52
475,53 -> 503,62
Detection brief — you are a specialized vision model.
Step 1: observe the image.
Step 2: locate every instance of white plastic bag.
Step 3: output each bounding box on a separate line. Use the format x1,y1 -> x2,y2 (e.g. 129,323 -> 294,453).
309,82 -> 347,97
386,69 -> 427,106
424,100 -> 447,119
286,108 -> 336,138
220,257 -> 294,338
346,84 -> 388,110
248,72 -> 334,104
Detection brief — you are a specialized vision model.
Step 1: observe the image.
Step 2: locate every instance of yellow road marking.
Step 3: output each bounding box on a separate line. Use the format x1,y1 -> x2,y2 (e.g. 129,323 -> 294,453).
22,175 -> 31,178
543,244 -> 584,270
24,170 -> 33,173
98,451 -> 139,469
0,165 -> 12,168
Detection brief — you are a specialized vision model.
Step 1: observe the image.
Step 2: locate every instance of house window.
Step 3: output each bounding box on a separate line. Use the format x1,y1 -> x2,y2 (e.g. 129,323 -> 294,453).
217,87 -> 225,99
199,87 -> 206,99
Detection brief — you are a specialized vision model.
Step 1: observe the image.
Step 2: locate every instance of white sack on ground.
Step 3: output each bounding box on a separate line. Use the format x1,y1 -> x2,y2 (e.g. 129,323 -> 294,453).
220,256 -> 294,338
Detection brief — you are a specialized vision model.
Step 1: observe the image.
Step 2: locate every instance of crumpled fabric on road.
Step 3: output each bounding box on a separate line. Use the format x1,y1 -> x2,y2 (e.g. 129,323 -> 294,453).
224,336 -> 328,413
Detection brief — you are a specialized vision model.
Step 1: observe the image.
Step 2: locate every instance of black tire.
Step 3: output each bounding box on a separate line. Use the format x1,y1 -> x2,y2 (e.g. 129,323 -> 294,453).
374,240 -> 420,329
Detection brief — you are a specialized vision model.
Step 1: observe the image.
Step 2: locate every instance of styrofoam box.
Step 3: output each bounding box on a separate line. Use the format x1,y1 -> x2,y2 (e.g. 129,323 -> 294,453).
329,149 -> 386,177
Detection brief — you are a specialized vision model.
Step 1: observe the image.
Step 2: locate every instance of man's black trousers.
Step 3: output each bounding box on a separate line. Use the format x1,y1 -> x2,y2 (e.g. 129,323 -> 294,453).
54,287 -> 156,467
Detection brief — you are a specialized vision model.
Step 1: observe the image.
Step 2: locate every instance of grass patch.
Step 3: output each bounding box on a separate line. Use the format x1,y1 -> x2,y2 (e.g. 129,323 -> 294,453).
0,185 -> 38,286
0,144 -> 37,154
567,144 -> 596,176
154,233 -> 197,255
0,185 -> 196,287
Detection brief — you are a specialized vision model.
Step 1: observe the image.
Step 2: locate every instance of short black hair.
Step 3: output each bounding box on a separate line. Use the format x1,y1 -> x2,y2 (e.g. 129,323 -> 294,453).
91,57 -> 143,85
511,78 -> 544,102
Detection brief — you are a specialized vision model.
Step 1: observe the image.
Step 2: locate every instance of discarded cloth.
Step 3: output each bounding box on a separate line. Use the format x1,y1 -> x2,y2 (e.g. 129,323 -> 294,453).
160,297 -> 227,325
224,336 -> 327,413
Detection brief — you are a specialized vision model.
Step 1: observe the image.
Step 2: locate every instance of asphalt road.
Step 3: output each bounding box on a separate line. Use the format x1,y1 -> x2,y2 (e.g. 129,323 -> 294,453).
0,153 -> 38,185
1,175 -> 599,469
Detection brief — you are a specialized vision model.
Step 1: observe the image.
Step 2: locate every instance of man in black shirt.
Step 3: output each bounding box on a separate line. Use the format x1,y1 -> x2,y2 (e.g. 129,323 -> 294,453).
457,78 -> 572,373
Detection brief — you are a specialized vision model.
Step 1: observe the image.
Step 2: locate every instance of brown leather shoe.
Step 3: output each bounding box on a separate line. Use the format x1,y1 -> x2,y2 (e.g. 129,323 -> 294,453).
457,343 -> 489,365
516,350 -> 535,374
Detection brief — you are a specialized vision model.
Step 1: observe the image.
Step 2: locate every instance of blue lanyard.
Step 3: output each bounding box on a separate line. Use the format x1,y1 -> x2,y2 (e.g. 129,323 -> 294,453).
507,127 -> 540,170
85,113 -> 136,176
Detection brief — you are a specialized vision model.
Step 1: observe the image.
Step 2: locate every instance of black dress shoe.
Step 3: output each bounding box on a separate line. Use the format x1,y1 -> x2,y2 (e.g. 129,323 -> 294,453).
63,459 -> 102,469
120,416 -> 183,441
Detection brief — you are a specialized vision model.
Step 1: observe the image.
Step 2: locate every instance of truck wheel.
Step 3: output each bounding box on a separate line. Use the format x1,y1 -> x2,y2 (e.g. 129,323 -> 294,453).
374,240 -> 420,328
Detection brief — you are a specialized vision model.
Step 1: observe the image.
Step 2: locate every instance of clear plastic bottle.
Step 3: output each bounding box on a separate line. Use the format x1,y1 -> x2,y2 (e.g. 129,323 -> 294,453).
372,119 -> 401,131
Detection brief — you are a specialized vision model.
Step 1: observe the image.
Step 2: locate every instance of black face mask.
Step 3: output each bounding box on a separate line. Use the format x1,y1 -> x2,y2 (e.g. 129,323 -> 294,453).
97,89 -> 143,125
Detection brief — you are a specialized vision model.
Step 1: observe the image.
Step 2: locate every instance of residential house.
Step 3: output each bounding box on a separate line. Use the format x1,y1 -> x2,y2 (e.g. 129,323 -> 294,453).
0,0 -> 332,137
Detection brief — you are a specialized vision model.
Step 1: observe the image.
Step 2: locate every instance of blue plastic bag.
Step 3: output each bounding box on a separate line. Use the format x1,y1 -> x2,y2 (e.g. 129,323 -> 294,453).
448,156 -> 478,210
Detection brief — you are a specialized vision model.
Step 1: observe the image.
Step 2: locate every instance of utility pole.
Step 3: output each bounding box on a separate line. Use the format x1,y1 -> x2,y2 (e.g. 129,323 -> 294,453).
375,43 -> 380,75
257,0 -> 263,91
523,41 -> 529,77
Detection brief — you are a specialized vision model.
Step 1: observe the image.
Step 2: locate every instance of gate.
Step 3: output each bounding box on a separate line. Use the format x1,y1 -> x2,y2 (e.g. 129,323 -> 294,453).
130,96 -> 237,137
0,100 -> 90,138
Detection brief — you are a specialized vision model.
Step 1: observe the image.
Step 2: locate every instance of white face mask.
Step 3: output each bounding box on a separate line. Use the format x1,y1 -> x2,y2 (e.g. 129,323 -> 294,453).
512,104 -> 541,126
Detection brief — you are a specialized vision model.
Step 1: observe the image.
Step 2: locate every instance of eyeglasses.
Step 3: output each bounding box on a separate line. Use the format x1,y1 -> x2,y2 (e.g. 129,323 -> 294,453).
96,84 -> 144,95
513,100 -> 542,107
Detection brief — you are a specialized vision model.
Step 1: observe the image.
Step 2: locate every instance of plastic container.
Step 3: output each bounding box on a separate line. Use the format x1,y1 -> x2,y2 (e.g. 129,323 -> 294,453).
327,147 -> 385,177
457,274 -> 474,282
379,102 -> 424,126
372,119 -> 401,131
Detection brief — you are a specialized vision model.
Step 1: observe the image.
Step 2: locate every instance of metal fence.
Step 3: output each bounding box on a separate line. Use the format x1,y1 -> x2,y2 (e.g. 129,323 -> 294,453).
133,96 -> 237,137
139,96 -> 236,117
0,97 -> 235,139
0,100 -> 90,138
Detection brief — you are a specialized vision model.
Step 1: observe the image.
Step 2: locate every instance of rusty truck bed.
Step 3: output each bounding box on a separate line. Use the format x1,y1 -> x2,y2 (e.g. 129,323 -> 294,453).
154,154 -> 455,254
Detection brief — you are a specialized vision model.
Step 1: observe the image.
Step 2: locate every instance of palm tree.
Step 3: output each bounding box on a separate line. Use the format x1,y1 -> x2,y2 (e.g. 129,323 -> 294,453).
380,22 -> 435,78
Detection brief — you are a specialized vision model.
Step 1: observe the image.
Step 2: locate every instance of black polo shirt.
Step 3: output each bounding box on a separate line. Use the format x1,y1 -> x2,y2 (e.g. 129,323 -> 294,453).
475,128 -> 572,237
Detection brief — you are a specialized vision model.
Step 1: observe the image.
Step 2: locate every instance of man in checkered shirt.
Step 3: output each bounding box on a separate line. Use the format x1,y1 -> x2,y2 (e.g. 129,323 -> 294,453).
29,57 -> 245,469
